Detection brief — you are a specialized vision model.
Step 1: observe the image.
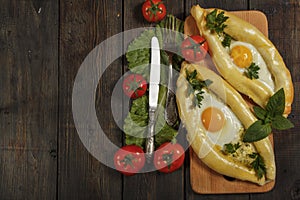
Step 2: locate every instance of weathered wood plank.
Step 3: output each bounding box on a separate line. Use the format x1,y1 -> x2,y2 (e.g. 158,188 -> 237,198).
122,0 -> 185,200
122,0 -> 158,199
58,0 -> 123,199
249,0 -> 300,199
0,0 -> 58,199
185,0 -> 249,12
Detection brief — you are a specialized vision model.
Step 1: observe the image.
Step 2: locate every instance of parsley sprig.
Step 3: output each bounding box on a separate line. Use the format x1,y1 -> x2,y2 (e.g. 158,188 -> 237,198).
223,142 -> 241,154
206,9 -> 229,34
249,153 -> 266,180
243,88 -> 294,142
245,63 -> 260,79
206,9 -> 231,48
185,69 -> 212,108
221,34 -> 232,48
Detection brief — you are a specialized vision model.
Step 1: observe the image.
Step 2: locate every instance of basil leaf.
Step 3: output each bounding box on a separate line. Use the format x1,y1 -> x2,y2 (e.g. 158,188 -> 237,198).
243,120 -> 272,142
266,88 -> 285,116
253,106 -> 267,121
272,115 -> 294,130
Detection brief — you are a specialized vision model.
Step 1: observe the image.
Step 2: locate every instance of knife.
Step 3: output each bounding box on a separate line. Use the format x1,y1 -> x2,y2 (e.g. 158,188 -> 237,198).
145,36 -> 160,162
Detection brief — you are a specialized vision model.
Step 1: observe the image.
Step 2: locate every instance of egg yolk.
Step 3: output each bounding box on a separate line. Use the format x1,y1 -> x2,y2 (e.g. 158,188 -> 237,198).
230,45 -> 253,68
201,107 -> 225,132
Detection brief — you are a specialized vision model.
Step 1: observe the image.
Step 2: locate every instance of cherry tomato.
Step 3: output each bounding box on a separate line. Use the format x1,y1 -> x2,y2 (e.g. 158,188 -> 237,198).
154,142 -> 185,173
122,74 -> 147,99
114,145 -> 145,176
142,0 -> 166,23
181,35 -> 208,63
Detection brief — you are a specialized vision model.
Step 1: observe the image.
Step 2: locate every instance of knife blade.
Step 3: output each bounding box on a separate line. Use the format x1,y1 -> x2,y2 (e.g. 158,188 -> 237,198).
145,36 -> 160,162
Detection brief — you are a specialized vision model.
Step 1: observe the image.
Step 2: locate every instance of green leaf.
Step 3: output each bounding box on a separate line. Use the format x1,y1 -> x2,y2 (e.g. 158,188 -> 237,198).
245,63 -> 260,79
156,14 -> 184,72
249,153 -> 266,179
155,121 -> 177,147
223,142 -> 241,154
154,85 -> 178,147
185,70 -> 213,108
123,85 -> 178,149
126,15 -> 184,77
172,54 -> 184,71
243,120 -> 272,142
221,33 -> 232,47
253,106 -> 267,121
245,88 -> 293,142
124,96 -> 149,148
124,15 -> 184,148
125,135 -> 146,148
266,88 -> 285,116
272,115 -> 294,130
206,9 -> 229,34
126,29 -> 156,72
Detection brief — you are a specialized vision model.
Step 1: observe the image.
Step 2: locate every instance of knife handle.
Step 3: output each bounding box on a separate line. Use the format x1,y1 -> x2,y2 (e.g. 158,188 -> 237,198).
146,108 -> 156,163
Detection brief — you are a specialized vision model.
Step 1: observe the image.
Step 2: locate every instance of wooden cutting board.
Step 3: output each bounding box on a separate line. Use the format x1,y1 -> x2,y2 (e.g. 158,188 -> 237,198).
189,10 -> 276,194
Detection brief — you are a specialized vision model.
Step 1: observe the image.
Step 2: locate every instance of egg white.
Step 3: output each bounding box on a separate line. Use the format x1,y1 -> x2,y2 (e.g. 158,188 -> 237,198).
197,89 -> 243,147
229,41 -> 275,92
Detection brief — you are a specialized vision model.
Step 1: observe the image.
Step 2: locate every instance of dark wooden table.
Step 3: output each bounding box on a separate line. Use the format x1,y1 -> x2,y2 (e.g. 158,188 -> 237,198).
0,0 -> 299,199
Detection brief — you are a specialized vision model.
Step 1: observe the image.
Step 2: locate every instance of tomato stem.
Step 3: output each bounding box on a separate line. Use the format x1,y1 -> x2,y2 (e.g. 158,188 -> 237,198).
121,154 -> 136,168
148,0 -> 163,20
126,75 -> 145,98
162,151 -> 174,169
184,37 -> 207,58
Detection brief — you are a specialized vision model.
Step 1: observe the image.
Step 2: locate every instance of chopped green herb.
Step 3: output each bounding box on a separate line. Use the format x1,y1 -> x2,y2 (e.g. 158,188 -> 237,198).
185,69 -> 212,108
222,34 -> 232,48
245,63 -> 260,79
224,142 -> 241,154
249,153 -> 266,179
206,9 -> 229,34
206,9 -> 233,48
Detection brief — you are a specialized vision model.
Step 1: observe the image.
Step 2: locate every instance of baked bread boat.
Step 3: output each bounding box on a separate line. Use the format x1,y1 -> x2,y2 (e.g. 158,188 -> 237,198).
176,61 -> 276,185
190,5 -> 294,116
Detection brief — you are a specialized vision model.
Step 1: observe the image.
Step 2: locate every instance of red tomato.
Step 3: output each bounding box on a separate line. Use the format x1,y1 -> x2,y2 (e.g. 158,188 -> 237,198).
154,142 -> 185,173
181,35 -> 208,62
122,74 -> 147,99
142,0 -> 166,22
114,145 -> 145,176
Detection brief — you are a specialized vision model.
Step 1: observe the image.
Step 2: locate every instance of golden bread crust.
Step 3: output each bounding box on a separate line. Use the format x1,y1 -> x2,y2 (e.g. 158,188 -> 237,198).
190,5 -> 293,115
176,61 -> 276,185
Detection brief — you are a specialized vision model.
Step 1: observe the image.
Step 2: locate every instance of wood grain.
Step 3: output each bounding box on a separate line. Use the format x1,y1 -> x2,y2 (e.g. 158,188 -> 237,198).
0,0 -> 298,199
0,0 -> 58,199
58,0 -> 122,199
249,0 -> 300,199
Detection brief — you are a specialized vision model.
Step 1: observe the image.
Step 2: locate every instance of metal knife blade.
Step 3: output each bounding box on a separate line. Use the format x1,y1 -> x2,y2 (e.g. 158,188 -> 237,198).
145,36 -> 160,162
149,36 -> 160,109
